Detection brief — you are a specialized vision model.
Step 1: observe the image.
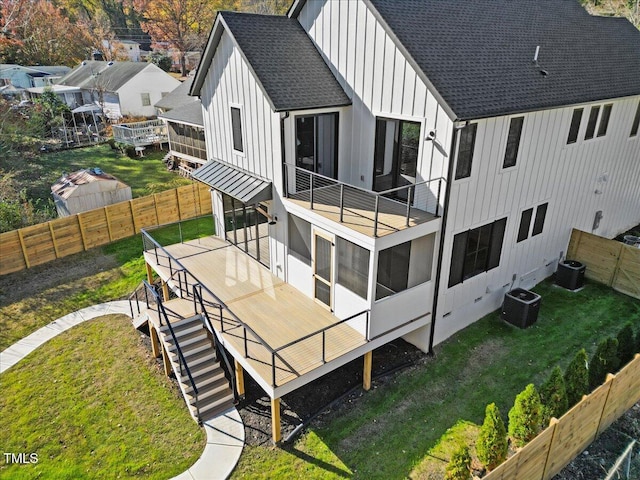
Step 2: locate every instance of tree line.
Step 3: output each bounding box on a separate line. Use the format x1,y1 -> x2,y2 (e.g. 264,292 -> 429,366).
0,0 -> 289,74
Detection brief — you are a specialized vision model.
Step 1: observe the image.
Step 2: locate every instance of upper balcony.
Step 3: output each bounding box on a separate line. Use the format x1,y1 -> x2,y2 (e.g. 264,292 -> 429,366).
283,164 -> 445,237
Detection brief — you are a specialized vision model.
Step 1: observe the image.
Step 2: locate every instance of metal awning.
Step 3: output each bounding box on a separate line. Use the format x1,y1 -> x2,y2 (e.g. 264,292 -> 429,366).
192,160 -> 272,204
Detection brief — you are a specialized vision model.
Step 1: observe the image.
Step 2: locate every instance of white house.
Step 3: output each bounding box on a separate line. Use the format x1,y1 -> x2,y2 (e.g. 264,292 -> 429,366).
139,0 -> 640,441
29,61 -> 180,120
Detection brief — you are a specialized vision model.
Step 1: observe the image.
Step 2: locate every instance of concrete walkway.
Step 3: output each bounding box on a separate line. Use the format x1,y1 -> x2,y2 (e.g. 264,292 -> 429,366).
0,300 -> 244,480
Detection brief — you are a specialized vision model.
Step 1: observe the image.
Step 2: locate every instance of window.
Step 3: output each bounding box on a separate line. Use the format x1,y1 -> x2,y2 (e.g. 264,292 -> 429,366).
584,106 -> 600,140
455,123 -> 477,179
376,234 -> 435,300
141,92 -> 151,106
532,203 -> 547,236
631,101 -> 640,137
288,214 -> 311,265
231,106 -> 243,152
517,208 -> 533,243
336,238 -> 370,299
597,104 -> 612,137
503,116 -> 524,168
516,202 -> 548,242
567,108 -> 583,144
373,118 -> 420,191
295,112 -> 338,178
448,218 -> 507,287
376,241 -> 410,300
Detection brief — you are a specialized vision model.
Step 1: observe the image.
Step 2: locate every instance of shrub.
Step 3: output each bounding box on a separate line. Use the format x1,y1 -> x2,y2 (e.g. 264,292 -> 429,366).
588,337 -> 619,390
476,403 -> 508,471
617,323 -> 635,367
539,366 -> 568,425
444,444 -> 471,480
508,384 -> 542,448
564,349 -> 589,406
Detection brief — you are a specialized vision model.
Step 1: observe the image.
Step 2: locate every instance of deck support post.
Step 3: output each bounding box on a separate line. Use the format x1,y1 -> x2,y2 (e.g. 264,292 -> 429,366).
235,360 -> 245,397
363,351 -> 373,391
161,344 -> 172,377
161,280 -> 170,302
145,261 -> 154,283
271,397 -> 282,444
150,325 -> 161,358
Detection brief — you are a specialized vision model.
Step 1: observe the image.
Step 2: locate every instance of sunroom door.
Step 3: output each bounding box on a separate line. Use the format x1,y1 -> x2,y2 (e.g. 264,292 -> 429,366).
312,229 -> 334,310
373,118 -> 420,198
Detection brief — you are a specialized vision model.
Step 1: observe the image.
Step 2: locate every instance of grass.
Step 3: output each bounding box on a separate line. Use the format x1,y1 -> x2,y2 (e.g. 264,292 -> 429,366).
0,314 -> 205,479
230,280 -> 640,479
0,144 -> 192,205
0,216 -> 214,351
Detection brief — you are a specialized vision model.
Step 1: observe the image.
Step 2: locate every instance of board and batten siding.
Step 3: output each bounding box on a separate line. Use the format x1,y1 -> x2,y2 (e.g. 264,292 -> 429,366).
434,96 -> 640,345
200,29 -> 282,187
199,28 -> 287,277
297,0 -> 454,190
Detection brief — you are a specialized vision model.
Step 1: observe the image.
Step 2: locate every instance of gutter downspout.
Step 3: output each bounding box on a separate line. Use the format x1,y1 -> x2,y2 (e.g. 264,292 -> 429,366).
280,112 -> 289,196
427,126 -> 458,355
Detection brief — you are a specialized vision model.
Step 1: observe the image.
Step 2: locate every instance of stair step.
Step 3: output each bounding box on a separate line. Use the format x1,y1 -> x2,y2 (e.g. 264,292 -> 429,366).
169,340 -> 213,361
184,367 -> 227,392
166,331 -> 208,352
159,316 -> 202,335
163,323 -> 204,341
183,350 -> 217,371
193,393 -> 235,421
186,379 -> 231,403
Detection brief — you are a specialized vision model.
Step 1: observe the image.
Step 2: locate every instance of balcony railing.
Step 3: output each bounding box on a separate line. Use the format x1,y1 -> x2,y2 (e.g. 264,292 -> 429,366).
112,119 -> 168,147
284,164 -> 445,237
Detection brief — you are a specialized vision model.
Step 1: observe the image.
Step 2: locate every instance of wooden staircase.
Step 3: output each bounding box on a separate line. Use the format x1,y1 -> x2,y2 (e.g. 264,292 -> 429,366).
158,314 -> 235,422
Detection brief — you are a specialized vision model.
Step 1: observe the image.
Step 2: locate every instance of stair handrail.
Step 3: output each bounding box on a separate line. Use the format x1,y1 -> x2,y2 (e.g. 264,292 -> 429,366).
193,283 -> 239,402
141,280 -> 200,422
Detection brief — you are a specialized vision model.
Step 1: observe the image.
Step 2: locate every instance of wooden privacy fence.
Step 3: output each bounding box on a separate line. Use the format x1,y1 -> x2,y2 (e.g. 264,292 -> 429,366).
567,229 -> 640,300
0,183 -> 211,276
485,354 -> 640,480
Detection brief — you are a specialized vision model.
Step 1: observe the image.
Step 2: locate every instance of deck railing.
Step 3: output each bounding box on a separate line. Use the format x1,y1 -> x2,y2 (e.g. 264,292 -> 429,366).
141,226 -> 372,387
284,164 -> 445,237
112,119 -> 168,147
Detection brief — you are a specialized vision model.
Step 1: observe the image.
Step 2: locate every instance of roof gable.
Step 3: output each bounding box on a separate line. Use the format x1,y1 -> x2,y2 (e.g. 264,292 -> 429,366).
155,77 -> 198,110
191,12 -> 351,112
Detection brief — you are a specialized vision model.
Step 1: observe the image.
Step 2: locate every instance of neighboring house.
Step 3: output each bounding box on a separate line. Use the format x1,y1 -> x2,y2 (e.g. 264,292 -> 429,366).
141,0 -> 640,441
102,39 -> 142,62
51,168 -> 132,217
156,77 -> 206,175
27,61 -> 180,120
0,64 -> 71,89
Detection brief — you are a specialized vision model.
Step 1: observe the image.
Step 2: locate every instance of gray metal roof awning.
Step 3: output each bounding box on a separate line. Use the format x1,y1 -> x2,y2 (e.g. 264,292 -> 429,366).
192,160 -> 272,204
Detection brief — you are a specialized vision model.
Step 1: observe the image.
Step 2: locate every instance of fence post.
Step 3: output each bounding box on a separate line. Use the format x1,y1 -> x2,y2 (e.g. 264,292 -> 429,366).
17,229 -> 30,269
405,185 -> 414,227
310,174 -> 314,210
436,179 -> 442,217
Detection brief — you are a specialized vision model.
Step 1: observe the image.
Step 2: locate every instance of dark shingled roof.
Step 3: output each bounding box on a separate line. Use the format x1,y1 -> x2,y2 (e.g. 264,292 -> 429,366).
57,61 -> 150,92
367,0 -> 640,120
158,101 -> 203,127
155,77 -> 199,111
194,12 -> 351,112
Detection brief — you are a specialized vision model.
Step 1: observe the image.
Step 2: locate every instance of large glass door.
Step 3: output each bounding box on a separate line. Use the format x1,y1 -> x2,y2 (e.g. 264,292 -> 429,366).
222,194 -> 270,268
295,112 -> 339,179
313,229 -> 334,310
373,118 -> 420,196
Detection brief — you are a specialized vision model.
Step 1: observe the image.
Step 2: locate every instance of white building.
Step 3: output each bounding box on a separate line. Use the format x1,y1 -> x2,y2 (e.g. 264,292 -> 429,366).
29,61 -> 180,120
140,0 -> 640,440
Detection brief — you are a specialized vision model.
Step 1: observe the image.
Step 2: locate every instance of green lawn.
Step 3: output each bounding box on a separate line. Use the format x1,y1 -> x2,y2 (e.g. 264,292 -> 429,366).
231,280 -> 640,479
0,314 -> 205,479
0,144 -> 192,205
0,216 -> 214,351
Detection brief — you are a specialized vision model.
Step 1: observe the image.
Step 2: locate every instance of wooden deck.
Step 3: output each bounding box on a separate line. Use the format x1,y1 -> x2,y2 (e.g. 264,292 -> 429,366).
145,236 -> 367,389
287,185 -> 435,237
